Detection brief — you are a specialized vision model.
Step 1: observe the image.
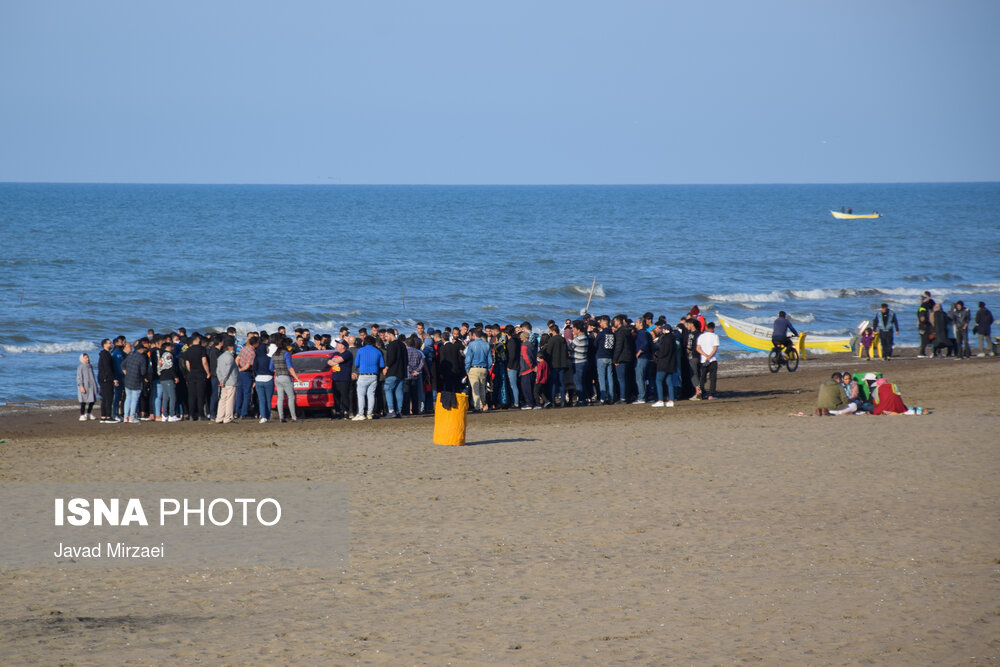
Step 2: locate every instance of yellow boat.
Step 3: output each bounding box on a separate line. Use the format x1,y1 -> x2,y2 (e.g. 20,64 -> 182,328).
831,210 -> 881,219
717,313 -> 852,354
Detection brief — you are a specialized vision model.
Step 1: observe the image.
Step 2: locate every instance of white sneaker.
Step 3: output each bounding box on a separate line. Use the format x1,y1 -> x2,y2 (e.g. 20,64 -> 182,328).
666,401 -> 675,407
79,415 -> 88,421
650,401 -> 665,407
87,414 -> 96,420
365,414 -> 373,420
259,417 -> 268,424
351,414 -> 365,421
632,400 -> 646,405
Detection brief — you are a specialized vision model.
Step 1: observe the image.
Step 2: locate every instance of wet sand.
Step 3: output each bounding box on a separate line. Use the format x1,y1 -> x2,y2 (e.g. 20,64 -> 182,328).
1,351 -> 998,664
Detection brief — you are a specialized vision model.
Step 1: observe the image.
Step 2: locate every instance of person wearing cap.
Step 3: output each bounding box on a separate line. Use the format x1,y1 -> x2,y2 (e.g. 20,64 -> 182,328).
871,303 -> 900,359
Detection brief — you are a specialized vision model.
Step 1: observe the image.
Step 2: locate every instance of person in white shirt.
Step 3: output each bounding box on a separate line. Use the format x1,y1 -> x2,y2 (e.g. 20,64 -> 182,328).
695,322 -> 720,400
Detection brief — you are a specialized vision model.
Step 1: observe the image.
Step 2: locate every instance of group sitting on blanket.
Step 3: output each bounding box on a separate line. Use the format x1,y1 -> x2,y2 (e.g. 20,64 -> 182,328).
816,372 -> 912,416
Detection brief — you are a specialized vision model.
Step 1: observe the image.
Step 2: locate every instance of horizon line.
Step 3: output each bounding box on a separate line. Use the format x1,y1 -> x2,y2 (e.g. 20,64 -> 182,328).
1,179 -> 998,187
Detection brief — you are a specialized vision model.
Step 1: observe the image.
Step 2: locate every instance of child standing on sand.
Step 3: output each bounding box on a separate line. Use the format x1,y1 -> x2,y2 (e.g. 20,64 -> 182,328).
859,327 -> 875,359
534,352 -> 550,409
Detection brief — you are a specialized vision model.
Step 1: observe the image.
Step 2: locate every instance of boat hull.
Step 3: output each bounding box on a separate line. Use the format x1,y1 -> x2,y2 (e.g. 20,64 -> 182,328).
831,210 -> 881,219
717,313 -> 852,353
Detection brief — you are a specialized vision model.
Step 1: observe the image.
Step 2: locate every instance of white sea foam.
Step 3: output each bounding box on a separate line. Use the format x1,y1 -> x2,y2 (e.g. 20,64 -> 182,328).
224,317 -> 424,339
708,290 -> 786,303
708,284 -> 1000,304
744,313 -> 816,325
1,340 -> 97,355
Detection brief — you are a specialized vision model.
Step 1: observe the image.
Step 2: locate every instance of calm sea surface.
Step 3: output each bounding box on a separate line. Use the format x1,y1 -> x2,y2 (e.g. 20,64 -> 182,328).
1,182 -> 998,402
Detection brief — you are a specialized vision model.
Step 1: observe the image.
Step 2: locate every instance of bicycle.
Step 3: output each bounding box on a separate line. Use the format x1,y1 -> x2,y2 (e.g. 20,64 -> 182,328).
768,344 -> 799,373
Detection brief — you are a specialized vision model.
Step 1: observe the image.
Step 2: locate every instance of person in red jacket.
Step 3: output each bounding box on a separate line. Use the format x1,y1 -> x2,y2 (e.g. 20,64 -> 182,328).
871,378 -> 907,415
533,352 -> 551,409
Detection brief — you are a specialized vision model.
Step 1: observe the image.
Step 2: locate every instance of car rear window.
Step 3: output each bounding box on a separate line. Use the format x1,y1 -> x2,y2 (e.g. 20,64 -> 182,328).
292,355 -> 332,374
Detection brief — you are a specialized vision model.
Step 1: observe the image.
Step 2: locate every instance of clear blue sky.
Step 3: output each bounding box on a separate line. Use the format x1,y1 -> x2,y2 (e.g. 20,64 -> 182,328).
1,1 -> 997,184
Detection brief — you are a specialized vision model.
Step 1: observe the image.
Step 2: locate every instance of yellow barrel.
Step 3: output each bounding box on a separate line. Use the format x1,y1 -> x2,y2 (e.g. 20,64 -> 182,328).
433,392 -> 469,446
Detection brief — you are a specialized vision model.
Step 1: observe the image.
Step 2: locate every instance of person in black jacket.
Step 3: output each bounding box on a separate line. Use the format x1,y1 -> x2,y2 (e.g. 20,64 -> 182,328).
652,323 -> 678,407
382,329 -> 408,418
544,323 -> 569,407
504,325 -> 521,407
439,331 -> 464,393
611,315 -> 635,403
97,338 -> 117,422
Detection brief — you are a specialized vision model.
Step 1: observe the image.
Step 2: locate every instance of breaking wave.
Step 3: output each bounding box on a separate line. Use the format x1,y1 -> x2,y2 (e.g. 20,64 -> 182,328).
1,340 -> 98,355
707,284 -> 1000,304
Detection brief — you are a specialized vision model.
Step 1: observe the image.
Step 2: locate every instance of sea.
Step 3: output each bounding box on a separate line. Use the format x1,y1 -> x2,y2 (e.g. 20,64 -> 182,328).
1,182 -> 998,404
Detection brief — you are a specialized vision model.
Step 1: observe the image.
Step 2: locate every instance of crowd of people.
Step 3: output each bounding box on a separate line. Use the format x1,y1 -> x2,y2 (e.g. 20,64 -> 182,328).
73,308 -> 725,423
890,292 -> 994,360
72,295 -> 995,423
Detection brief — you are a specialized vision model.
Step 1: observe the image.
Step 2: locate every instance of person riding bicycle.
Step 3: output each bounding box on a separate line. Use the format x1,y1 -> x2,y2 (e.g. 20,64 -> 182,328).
772,311 -> 799,354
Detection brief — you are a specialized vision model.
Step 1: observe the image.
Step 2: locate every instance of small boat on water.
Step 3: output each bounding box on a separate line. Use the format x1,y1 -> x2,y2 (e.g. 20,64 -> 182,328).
831,210 -> 881,219
717,313 -> 852,354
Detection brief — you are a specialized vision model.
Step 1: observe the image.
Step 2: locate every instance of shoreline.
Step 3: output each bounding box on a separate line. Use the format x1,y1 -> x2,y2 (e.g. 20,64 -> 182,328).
0,345 -> 967,413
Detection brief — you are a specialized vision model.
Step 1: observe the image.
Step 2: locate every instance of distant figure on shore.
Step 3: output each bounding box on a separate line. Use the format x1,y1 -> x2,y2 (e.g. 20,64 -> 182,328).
871,303 -> 899,359
974,301 -> 994,356
696,322 -> 719,400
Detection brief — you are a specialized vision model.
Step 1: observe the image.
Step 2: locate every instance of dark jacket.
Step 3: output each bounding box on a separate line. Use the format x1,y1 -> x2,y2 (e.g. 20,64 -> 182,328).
612,326 -> 635,364
655,330 -> 677,373
98,348 -> 115,384
122,350 -> 148,390
384,339 -> 408,378
439,341 -> 463,389
932,309 -> 948,342
253,343 -> 272,376
505,335 -> 521,371
634,328 -> 652,359
595,328 -> 614,359
544,334 -> 569,370
975,306 -> 994,336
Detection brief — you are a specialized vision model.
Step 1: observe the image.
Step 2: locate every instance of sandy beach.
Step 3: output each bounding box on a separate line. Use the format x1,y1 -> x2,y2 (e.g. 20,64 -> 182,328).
1,351 -> 997,664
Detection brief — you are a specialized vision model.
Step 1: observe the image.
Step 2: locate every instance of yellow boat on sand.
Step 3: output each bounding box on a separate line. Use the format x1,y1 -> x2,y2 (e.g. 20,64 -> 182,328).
717,313 -> 852,355
831,210 -> 881,219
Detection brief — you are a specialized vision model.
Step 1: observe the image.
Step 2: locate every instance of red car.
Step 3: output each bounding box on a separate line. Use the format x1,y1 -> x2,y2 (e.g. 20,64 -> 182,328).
270,350 -> 341,413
